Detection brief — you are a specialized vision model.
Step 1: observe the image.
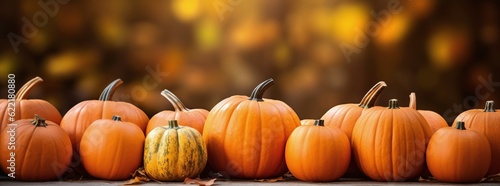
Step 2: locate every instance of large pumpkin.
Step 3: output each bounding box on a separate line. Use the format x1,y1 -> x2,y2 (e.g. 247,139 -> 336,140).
80,115 -> 145,180
285,120 -> 350,182
60,79 -> 149,153
409,92 -> 448,134
146,89 -> 208,135
0,76 -> 62,132
427,121 -> 491,183
321,81 -> 386,177
144,120 -> 207,181
203,78 -> 300,179
453,100 -> 500,175
0,115 -> 72,181
351,99 -> 432,181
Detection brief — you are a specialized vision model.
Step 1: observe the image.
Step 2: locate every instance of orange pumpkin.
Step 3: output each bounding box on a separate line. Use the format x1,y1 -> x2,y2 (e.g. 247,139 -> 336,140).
60,79 -> 149,153
146,89 -> 208,135
0,77 -> 62,132
409,92 -> 448,134
0,115 -> 72,181
453,100 -> 500,175
300,119 -> 315,125
80,115 -> 145,180
285,120 -> 350,181
203,78 -> 300,179
321,81 -> 386,177
426,121 -> 491,183
351,99 -> 432,181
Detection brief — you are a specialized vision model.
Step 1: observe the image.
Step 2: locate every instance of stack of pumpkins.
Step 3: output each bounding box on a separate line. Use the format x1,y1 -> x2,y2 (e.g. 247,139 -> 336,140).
0,77 -> 499,183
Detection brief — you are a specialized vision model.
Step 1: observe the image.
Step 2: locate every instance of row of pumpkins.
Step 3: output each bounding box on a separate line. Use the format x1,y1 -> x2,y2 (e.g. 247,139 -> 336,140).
0,77 -> 499,183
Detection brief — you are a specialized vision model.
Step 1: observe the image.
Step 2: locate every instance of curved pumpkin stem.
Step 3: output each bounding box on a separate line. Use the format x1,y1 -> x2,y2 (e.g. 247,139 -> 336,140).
249,78 -> 274,101
313,119 -> 325,126
409,92 -> 417,110
484,100 -> 496,112
455,121 -> 466,130
161,89 -> 189,112
168,120 -> 180,128
387,99 -> 400,109
32,114 -> 48,127
99,79 -> 123,101
359,81 -> 387,108
16,76 -> 43,100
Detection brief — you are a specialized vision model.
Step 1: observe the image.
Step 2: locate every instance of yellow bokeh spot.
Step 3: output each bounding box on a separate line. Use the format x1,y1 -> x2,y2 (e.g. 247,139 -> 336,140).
195,18 -> 220,50
172,0 -> 202,22
375,13 -> 411,46
328,4 -> 369,44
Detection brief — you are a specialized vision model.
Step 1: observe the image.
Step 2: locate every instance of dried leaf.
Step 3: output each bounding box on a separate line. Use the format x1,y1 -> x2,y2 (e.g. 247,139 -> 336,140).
123,167 -> 150,185
254,176 -> 285,182
418,176 -> 437,182
183,177 -> 217,186
481,173 -> 500,182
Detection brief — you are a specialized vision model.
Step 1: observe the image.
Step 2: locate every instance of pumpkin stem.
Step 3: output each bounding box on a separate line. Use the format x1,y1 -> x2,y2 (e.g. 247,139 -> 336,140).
161,89 -> 189,112
249,78 -> 274,101
99,79 -> 123,101
388,99 -> 400,109
360,81 -> 387,108
16,76 -> 43,100
32,114 -> 48,127
455,121 -> 466,130
112,115 -> 122,121
484,101 -> 496,112
409,92 -> 417,110
168,120 -> 180,128
313,119 -> 325,126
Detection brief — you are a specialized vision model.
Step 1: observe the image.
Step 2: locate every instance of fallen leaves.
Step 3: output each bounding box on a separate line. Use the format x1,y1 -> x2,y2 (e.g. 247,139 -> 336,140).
124,168 -> 150,185
481,173 -> 500,182
184,178 -> 217,186
254,176 -> 285,182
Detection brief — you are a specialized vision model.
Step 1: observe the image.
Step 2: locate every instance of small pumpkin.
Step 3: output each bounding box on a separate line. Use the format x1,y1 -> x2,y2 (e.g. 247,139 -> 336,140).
146,89 -> 208,135
0,77 -> 62,132
300,119 -> 315,125
144,120 -> 207,181
80,115 -> 145,180
453,100 -> 500,175
409,92 -> 448,134
351,99 -> 432,181
60,79 -> 149,153
0,115 -> 72,181
285,120 -> 350,182
203,78 -> 300,179
427,121 -> 491,183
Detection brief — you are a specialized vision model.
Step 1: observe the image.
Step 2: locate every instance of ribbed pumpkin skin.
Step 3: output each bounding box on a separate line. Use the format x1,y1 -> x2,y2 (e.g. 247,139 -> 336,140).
453,101 -> 500,175
0,116 -> 72,181
80,116 -> 145,180
351,99 -> 432,181
427,122 -> 491,183
203,79 -> 300,179
285,121 -> 350,181
409,93 -> 448,134
144,121 -> 207,181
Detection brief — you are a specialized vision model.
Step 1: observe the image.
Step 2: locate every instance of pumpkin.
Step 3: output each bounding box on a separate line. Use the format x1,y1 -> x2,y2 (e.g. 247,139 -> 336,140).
60,79 -> 149,153
0,76 -> 62,132
203,78 -> 300,179
146,89 -> 208,135
453,100 -> 500,175
426,121 -> 491,183
80,115 -> 145,180
285,119 -> 350,182
409,92 -> 448,134
321,81 -> 386,178
300,119 -> 315,125
144,120 -> 207,181
0,115 -> 72,181
351,99 -> 432,181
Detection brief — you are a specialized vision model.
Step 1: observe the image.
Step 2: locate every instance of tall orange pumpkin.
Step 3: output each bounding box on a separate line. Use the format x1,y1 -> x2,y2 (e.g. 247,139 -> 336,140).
60,79 -> 149,153
0,115 -> 72,181
146,89 -> 208,135
426,121 -> 491,183
203,78 -> 300,179
351,99 -> 432,181
285,120 -> 350,182
80,115 -> 145,180
453,100 -> 500,175
409,92 -> 448,134
0,76 -> 62,132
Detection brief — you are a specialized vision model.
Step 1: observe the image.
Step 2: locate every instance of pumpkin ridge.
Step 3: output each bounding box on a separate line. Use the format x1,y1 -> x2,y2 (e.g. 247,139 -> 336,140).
266,101 -> 289,177
20,123 -> 37,178
108,125 -> 123,179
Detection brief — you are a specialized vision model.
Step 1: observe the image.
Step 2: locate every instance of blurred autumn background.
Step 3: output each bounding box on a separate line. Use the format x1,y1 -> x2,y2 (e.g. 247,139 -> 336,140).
0,0 -> 499,124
